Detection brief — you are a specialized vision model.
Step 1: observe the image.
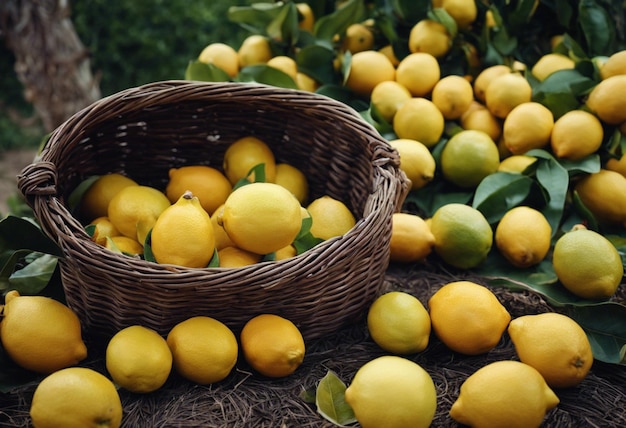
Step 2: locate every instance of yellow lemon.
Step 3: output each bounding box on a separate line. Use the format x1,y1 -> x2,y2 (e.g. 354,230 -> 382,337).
393,97 -> 445,147
599,49 -> 626,79
473,64 -> 511,102
238,34 -> 272,68
222,136 -> 277,185
606,153 -> 626,177
150,191 -> 215,268
306,195 -> 356,240
497,154 -> 536,173
107,185 -> 171,244
395,52 -> 440,97
531,53 -> 576,81
408,19 -> 452,58
574,168 -> 626,225
550,109 -> 604,160
104,235 -> 144,256
367,291 -> 431,354
503,102 -> 554,155
165,165 -> 232,216
485,72 -> 532,118
88,216 -> 121,246
441,0 -> 477,29
378,44 -> 400,66
508,312 -> 593,388
440,129 -> 500,188
267,55 -> 298,81
79,173 -> 138,223
429,203 -> 493,269
240,314 -> 305,378
585,75 -> 626,125
0,290 -> 87,374
198,42 -> 239,78
428,281 -> 511,355
341,23 -> 374,53
296,2 -> 314,31
295,72 -> 319,92
166,316 -> 238,384
217,246 -> 261,268
389,213 -> 436,263
460,101 -> 502,141
495,206 -> 551,268
552,225 -> 623,300
431,74 -> 474,119
345,50 -> 396,96
344,355 -> 437,428
370,80 -> 412,123
274,163 -> 309,204
220,182 -> 302,254
275,244 -> 297,260
30,367 -> 122,428
211,204 -> 235,250
450,360 -> 559,428
105,325 -> 173,393
388,138 -> 436,190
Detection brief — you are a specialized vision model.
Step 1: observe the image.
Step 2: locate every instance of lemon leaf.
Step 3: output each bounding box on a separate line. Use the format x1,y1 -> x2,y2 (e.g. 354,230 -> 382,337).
184,60 -> 230,82
67,175 -> 99,215
472,172 -> 534,224
208,248 -> 219,268
315,370 -> 356,426
235,64 -> 298,89
143,230 -> 156,263
313,0 -> 364,41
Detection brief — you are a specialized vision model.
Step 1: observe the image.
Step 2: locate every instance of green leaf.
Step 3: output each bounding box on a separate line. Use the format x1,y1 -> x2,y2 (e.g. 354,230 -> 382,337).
293,216 -> 324,254
185,60 -> 230,82
558,154 -> 601,176
428,8 -> 457,39
7,254 -> 58,296
578,0 -> 613,56
315,370 -> 356,426
235,64 -> 299,89
472,173 -> 534,224
266,1 -> 299,44
314,0 -> 365,40
208,248 -> 219,268
228,2 -> 284,36
531,69 -> 595,119
571,190 -> 600,232
0,216 -> 63,257
67,175 -> 99,215
405,180 -> 473,218
390,0 -> 430,23
143,229 -> 156,263
232,164 -> 267,192
295,43 -> 337,84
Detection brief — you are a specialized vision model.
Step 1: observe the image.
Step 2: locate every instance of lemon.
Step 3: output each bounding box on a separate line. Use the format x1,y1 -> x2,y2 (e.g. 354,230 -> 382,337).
440,129 -> 500,188
408,19 -> 452,58
198,42 -> 239,78
295,72 -> 319,92
30,367 -> 123,428
473,64 -> 511,102
240,313 -> 305,378
389,212 -> 435,263
431,74 -> 474,120
550,109 -> 604,160
341,23 -> 374,53
211,204 -> 235,250
105,325 -> 172,393
393,97 -> 445,147
274,163 -> 309,204
88,216 -> 121,246
104,235 -> 144,256
531,53 -> 576,81
600,49 -> 626,79
0,290 -> 87,374
217,246 -> 261,268
345,50 -> 396,96
219,182 -> 302,254
296,2 -> 315,32
552,225 -> 623,300
370,80 -> 412,123
367,291 -> 431,354
497,154 -> 536,173
107,185 -> 171,244
79,173 -> 138,223
428,281 -> 511,355
441,0 -> 477,29
485,72 -> 532,118
503,102 -> 554,155
460,101 -> 502,141
306,195 -> 356,240
395,52 -> 440,97
495,206 -> 551,268
222,136 -> 277,185
165,165 -> 232,216
508,312 -> 593,388
449,360 -> 559,428
267,55 -> 298,81
238,34 -> 272,67
275,244 -> 297,260
585,75 -> 626,125
378,44 -> 400,66
150,191 -> 215,268
344,355 -> 437,428
388,138 -> 436,190
429,203 -> 493,269
575,168 -> 626,225
166,316 -> 238,384
606,153 -> 626,177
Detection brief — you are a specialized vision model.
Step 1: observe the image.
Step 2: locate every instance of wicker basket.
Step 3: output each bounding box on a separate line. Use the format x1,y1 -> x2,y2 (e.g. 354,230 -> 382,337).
17,80 -> 408,343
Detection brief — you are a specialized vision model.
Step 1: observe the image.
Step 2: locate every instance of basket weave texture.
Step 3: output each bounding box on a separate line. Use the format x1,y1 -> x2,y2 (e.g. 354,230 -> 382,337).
17,80 -> 408,343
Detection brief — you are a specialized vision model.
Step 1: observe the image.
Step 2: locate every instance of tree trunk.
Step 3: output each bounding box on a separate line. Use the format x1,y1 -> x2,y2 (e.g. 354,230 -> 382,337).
0,0 -> 101,132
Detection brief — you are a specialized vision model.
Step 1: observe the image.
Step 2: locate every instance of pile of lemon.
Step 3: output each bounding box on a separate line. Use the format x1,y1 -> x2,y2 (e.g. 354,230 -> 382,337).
79,135 -> 356,268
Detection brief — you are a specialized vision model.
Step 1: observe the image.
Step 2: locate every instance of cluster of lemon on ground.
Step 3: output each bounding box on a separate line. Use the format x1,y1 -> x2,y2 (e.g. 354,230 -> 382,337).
80,135 -> 356,268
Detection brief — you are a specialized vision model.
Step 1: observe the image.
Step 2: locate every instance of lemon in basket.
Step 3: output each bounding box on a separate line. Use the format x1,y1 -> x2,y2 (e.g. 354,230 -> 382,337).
274,163 -> 309,204
217,246 -> 261,268
30,367 -> 123,428
218,182 -> 302,255
306,195 -> 356,241
165,165 -> 232,216
166,316 -> 238,385
222,136 -> 276,184
106,325 -> 173,393
151,191 -> 215,268
80,173 -> 138,222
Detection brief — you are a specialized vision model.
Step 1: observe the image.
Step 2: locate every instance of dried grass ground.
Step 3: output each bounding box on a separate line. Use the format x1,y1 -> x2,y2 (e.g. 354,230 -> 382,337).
1,261 -> 625,427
